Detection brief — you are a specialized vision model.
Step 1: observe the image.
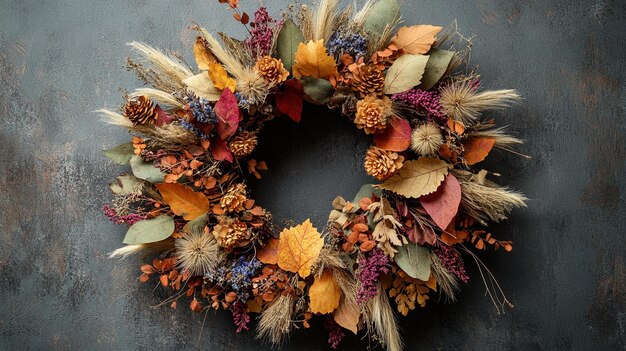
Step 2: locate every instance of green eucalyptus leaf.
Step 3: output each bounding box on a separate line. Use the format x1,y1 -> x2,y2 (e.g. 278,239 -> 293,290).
104,143 -> 135,165
277,19 -> 305,73
364,0 -> 400,34
301,77 -> 334,104
419,49 -> 455,90
123,215 -> 175,244
394,243 -> 431,281
183,213 -> 208,233
352,184 -> 381,204
130,155 -> 165,183
109,174 -> 144,196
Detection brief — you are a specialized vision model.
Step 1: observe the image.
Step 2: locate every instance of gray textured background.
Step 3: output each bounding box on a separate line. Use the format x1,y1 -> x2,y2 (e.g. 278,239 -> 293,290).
1,0 -> 625,350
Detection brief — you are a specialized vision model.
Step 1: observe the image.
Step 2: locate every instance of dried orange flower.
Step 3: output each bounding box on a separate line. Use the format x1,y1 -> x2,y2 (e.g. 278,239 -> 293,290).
255,56 -> 289,84
220,183 -> 247,213
355,95 -> 392,134
212,216 -> 252,250
364,146 -> 404,181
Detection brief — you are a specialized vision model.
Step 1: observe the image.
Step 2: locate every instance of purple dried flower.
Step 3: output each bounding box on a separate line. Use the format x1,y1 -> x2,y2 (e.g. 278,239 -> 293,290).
103,204 -> 146,226
324,317 -> 345,349
392,88 -> 447,124
435,245 -> 469,283
244,7 -> 281,59
230,302 -> 250,333
356,248 -> 390,305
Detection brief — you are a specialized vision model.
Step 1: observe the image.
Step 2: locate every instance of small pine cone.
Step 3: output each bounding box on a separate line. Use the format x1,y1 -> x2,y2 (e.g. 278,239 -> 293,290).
354,95 -> 392,134
123,96 -> 158,125
229,131 -> 258,158
255,56 -> 289,84
351,64 -> 385,96
220,183 -> 247,213
212,216 -> 252,250
364,146 -> 404,181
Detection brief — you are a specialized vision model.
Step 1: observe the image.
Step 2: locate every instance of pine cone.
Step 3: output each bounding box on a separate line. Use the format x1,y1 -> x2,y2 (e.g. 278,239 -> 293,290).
255,56 -> 289,84
364,146 -> 404,181
354,95 -> 392,134
212,216 -> 252,250
351,64 -> 385,96
220,183 -> 247,213
228,131 -> 258,158
123,96 -> 158,125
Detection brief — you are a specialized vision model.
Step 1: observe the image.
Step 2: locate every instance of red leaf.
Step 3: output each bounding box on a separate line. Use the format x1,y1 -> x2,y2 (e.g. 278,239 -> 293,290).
276,79 -> 304,122
154,105 -> 175,127
373,117 -> 412,151
419,173 -> 461,230
241,12 -> 250,25
407,225 -> 436,245
214,88 -> 240,140
210,138 -> 233,162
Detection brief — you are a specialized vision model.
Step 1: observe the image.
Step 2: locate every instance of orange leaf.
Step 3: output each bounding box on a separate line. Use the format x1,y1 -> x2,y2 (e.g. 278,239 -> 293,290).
373,117 -> 412,152
309,270 -> 341,314
208,62 -> 237,92
463,138 -> 495,165
447,119 -> 465,134
277,219 -> 324,278
190,298 -> 203,312
292,40 -> 338,80
193,37 -> 217,70
391,25 -> 443,55
155,183 -> 210,220
256,238 -> 280,265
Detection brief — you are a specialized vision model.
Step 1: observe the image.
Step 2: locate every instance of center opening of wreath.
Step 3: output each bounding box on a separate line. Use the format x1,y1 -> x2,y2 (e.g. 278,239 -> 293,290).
249,106 -> 372,228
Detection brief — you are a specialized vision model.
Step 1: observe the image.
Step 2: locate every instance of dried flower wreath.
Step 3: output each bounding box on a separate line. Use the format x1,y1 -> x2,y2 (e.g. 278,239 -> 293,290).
101,0 -> 528,349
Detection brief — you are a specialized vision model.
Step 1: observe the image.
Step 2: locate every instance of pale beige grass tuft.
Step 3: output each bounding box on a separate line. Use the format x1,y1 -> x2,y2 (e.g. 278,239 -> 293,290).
364,285 -> 403,351
257,294 -> 295,345
440,81 -> 521,125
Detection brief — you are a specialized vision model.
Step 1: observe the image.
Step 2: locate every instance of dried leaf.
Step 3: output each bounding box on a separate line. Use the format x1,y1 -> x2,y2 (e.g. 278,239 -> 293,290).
210,138 -> 233,162
419,173 -> 461,230
276,19 -> 305,73
276,79 -> 304,122
364,0 -> 400,34
129,155 -> 165,183
292,40 -> 338,80
419,49 -> 455,90
301,77 -> 334,105
155,183 -> 210,220
378,157 -> 450,198
463,137 -> 495,165
256,238 -> 280,265
391,25 -> 443,55
214,88 -> 240,140
208,61 -> 237,92
104,143 -> 135,165
394,243 -> 431,281
123,215 -> 175,244
277,219 -> 324,278
333,298 -> 360,334
373,117 -> 412,152
109,174 -> 143,196
384,54 -> 430,94
183,73 -> 221,101
309,270 -> 341,314
193,37 -> 217,70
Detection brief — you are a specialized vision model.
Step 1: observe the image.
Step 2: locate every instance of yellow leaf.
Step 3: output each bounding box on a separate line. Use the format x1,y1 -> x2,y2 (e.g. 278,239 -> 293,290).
309,270 -> 341,314
391,25 -> 443,55
155,183 -> 210,220
333,297 -> 360,334
193,37 -> 217,71
292,40 -> 338,80
208,62 -> 237,92
277,219 -> 324,278
378,157 -> 450,198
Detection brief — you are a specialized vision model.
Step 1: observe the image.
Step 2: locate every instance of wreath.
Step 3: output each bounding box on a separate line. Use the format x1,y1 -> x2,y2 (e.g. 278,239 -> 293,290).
101,0 -> 528,349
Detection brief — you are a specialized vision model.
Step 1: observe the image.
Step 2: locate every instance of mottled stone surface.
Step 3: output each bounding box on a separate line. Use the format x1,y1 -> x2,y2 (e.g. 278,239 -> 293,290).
0,0 -> 625,350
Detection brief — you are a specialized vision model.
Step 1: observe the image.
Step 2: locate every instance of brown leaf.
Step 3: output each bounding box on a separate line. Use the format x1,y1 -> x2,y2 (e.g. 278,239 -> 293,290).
333,298 -> 360,334
256,238 -> 280,265
155,183 -> 210,220
391,25 -> 443,55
